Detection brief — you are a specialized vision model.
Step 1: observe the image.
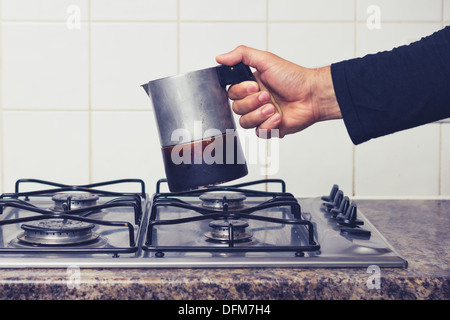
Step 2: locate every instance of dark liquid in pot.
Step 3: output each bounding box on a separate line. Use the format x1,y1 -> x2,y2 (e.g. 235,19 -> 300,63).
161,132 -> 248,192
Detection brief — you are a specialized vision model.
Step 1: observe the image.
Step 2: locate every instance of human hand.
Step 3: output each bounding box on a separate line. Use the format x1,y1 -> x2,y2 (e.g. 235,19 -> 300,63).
216,46 -> 341,138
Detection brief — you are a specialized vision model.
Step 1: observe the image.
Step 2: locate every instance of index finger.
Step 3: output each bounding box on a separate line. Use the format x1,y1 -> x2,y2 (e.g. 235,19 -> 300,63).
216,45 -> 273,73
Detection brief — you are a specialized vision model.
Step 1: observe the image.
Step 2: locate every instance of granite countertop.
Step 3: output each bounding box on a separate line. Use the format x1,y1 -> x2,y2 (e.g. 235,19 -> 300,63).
0,200 -> 448,300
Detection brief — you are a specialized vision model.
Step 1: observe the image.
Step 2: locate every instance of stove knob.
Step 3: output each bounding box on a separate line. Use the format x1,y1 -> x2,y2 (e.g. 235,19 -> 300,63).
330,196 -> 350,217
337,202 -> 364,227
321,184 -> 339,202
323,190 -> 343,211
340,227 -> 371,238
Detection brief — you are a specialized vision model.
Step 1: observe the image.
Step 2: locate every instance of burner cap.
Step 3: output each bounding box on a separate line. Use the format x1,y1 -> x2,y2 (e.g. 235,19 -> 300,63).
199,191 -> 246,209
51,192 -> 99,211
205,219 -> 253,243
18,218 -> 99,246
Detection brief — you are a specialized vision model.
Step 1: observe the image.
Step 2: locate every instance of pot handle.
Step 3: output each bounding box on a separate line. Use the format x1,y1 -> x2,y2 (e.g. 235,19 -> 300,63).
216,62 -> 255,87
216,62 -> 283,115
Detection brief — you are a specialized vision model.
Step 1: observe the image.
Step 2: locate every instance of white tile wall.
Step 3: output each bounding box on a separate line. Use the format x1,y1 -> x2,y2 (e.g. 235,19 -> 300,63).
273,121 -> 354,197
356,23 -> 442,56
91,111 -> 164,192
269,0 -> 355,21
354,124 -> 441,197
90,0 -> 177,21
268,22 -> 355,67
91,22 -> 177,110
445,0 -> 450,22
0,0 -> 448,198
2,111 -> 90,191
1,22 -> 89,109
1,0 -> 89,21
442,124 -> 450,196
356,0 -> 442,22
179,22 -> 266,72
0,111 -> 2,194
180,0 -> 266,21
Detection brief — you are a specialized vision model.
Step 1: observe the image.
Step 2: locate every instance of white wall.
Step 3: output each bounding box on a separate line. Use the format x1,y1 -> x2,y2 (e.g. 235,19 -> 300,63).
0,0 -> 449,198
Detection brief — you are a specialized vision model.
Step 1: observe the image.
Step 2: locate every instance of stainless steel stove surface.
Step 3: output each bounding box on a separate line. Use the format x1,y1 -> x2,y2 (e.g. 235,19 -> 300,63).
0,179 -> 407,268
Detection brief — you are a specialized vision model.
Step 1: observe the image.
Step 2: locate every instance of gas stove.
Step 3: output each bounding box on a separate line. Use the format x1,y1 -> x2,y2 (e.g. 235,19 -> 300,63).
0,178 -> 407,268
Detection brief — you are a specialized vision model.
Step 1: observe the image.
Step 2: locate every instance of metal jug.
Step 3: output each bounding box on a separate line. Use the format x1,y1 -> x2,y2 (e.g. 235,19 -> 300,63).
142,63 -> 255,192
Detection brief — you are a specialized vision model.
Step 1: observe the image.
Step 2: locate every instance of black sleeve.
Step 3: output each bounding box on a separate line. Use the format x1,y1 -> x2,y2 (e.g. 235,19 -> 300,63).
331,26 -> 450,145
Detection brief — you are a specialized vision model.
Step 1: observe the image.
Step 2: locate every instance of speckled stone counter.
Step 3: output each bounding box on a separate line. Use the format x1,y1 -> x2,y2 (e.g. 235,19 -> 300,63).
0,200 -> 448,300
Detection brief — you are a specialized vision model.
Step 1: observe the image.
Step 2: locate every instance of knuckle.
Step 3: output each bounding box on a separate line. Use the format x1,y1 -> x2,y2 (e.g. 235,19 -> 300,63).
231,101 -> 242,115
239,116 -> 251,129
239,116 -> 247,128
228,83 -> 246,100
236,44 -> 248,51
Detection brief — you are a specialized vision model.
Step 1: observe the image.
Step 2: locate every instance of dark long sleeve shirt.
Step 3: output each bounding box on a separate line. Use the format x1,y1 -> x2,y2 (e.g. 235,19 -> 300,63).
331,26 -> 450,145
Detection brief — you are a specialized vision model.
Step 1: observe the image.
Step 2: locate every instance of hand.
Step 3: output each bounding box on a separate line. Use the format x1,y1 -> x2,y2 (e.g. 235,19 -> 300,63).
216,46 -> 342,138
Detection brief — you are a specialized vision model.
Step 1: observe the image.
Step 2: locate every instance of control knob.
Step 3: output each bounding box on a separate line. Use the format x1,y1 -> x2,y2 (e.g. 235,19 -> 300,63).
337,202 -> 364,227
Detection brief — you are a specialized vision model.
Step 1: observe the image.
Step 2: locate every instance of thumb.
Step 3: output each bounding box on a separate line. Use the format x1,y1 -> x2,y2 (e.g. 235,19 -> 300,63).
216,45 -> 272,72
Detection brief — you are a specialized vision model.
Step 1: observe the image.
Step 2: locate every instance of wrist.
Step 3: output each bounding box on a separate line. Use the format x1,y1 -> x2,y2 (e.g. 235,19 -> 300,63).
311,66 -> 342,122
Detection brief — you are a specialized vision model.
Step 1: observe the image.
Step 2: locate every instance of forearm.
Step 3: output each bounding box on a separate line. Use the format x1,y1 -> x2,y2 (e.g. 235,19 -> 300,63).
331,26 -> 450,144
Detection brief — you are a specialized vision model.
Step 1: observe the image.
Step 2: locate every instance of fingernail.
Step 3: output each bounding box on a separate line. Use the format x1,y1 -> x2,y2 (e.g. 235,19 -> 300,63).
261,104 -> 275,116
258,91 -> 270,103
269,113 -> 281,123
247,83 -> 258,93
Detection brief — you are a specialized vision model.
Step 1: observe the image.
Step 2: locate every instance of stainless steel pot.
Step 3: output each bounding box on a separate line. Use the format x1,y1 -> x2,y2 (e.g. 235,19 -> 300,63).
142,63 -> 255,192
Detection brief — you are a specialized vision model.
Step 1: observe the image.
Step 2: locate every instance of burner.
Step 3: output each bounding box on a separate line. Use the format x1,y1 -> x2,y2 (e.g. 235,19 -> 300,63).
205,219 -> 253,243
17,218 -> 99,246
199,191 -> 246,210
51,192 -> 99,211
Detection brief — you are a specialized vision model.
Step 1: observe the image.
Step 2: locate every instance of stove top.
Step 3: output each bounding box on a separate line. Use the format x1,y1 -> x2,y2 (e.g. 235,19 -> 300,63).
0,179 -> 407,268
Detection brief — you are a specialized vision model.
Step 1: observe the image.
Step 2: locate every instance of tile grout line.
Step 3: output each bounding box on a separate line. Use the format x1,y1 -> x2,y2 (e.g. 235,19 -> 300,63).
0,0 -> 4,193
352,0 -> 357,197
0,19 -> 447,24
177,0 -> 181,74
439,0 -> 444,195
443,0 -> 445,28
88,0 -> 93,184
